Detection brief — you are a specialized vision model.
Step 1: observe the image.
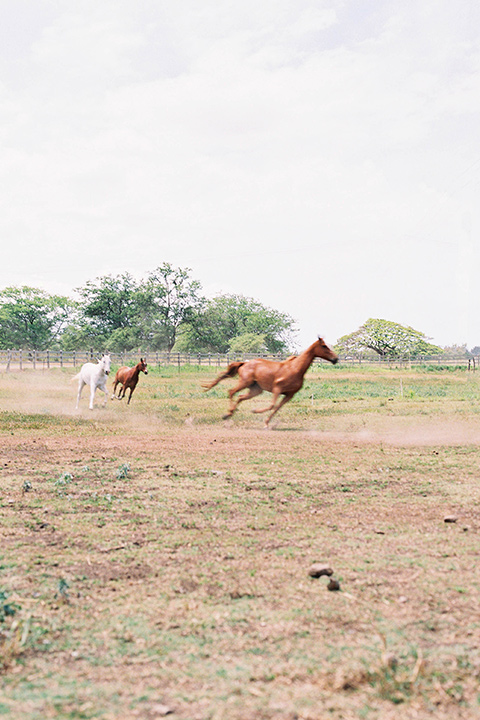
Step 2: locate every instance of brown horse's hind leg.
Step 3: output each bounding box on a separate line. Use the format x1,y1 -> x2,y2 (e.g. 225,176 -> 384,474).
223,382 -> 262,419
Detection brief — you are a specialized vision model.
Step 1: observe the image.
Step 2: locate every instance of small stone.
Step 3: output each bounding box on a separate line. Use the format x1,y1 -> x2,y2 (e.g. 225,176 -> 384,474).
151,704 -> 174,717
327,578 -> 340,591
308,564 -> 334,578
444,516 -> 458,523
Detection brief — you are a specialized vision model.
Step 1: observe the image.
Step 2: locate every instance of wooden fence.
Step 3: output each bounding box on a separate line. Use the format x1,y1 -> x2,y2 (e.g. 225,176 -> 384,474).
0,349 -> 474,372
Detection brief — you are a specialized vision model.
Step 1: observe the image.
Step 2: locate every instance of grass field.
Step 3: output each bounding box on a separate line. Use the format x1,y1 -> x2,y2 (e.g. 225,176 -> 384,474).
1,363 -> 480,719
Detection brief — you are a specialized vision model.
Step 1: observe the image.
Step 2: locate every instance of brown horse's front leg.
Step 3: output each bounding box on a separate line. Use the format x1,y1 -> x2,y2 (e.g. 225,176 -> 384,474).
252,390 -> 280,415
264,392 -> 295,427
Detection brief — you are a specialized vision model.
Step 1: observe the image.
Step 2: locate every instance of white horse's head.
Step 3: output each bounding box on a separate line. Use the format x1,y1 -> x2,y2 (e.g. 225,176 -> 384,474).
99,353 -> 111,375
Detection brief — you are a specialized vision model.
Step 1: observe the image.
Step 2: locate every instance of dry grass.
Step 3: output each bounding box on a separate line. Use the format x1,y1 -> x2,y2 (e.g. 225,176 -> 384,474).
0,365 -> 480,719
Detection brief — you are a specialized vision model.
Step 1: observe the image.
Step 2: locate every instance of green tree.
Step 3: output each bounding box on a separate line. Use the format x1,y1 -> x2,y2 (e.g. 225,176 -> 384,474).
228,333 -> 267,354
335,318 -> 442,359
442,344 -> 469,359
75,272 -> 140,339
140,264 -> 204,351
68,266 -> 203,351
178,294 -> 295,353
0,286 -> 73,350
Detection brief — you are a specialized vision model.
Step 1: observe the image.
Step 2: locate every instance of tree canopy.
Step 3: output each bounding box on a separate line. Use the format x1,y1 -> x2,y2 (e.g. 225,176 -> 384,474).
139,264 -> 204,351
176,294 -> 295,354
0,286 -> 73,350
335,318 -> 443,359
0,275 -> 465,358
0,266 -> 295,353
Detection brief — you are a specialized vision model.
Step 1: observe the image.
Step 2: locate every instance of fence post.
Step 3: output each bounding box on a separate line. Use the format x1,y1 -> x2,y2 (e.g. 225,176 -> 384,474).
60,350 -> 63,368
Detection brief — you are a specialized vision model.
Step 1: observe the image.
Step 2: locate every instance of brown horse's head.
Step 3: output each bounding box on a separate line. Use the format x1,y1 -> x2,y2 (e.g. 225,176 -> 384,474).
140,358 -> 148,375
315,337 -> 338,364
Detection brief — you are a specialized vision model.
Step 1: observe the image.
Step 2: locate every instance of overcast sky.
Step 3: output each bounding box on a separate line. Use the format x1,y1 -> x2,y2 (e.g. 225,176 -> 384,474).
1,0 -> 479,349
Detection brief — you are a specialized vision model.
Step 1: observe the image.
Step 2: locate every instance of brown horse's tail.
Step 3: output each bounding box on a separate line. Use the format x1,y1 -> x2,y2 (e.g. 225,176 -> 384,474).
201,362 -> 245,391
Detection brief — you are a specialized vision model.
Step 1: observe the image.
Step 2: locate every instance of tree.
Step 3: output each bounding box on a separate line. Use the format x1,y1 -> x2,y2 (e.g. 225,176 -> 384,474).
335,319 -> 442,359
442,344 -> 470,359
228,333 -> 267,354
67,265 -> 203,351
74,272 -> 140,341
139,264 -> 204,351
0,286 -> 73,350
177,294 -> 295,353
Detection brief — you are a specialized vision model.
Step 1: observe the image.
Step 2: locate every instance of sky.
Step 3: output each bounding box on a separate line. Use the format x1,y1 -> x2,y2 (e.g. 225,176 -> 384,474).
1,0 -> 479,350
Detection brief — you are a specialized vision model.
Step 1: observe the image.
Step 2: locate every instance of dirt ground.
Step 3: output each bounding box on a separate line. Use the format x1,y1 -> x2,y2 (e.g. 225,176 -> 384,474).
1,369 -> 480,719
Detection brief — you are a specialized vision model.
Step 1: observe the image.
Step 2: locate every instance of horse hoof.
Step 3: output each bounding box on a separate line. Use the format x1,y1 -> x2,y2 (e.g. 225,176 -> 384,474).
222,414 -> 232,420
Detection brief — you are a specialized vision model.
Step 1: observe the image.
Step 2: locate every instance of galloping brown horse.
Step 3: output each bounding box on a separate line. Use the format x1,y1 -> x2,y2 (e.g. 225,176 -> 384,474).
111,358 -> 148,404
202,337 -> 338,427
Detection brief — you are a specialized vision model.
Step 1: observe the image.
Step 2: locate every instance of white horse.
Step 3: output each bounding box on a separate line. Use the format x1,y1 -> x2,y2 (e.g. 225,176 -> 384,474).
73,354 -> 111,410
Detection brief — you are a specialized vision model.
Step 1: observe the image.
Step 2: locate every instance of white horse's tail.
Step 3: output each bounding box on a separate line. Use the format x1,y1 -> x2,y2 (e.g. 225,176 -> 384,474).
71,372 -> 80,382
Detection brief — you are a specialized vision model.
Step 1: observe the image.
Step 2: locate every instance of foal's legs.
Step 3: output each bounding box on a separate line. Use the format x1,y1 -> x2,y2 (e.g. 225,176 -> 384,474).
223,382 -> 263,419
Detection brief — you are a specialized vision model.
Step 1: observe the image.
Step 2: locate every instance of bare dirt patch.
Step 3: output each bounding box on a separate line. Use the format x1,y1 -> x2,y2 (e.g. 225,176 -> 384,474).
1,368 -> 480,719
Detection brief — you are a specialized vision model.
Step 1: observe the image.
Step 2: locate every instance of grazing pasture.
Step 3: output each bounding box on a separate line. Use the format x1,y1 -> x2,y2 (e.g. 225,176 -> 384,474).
1,364 -> 480,719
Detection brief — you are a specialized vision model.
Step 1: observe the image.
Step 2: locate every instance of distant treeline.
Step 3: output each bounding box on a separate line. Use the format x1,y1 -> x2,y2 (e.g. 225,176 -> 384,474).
1,267 -> 476,360
0,263 -> 296,354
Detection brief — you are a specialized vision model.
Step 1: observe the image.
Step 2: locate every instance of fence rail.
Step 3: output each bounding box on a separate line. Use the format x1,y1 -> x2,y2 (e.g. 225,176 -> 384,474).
0,349 -> 475,372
